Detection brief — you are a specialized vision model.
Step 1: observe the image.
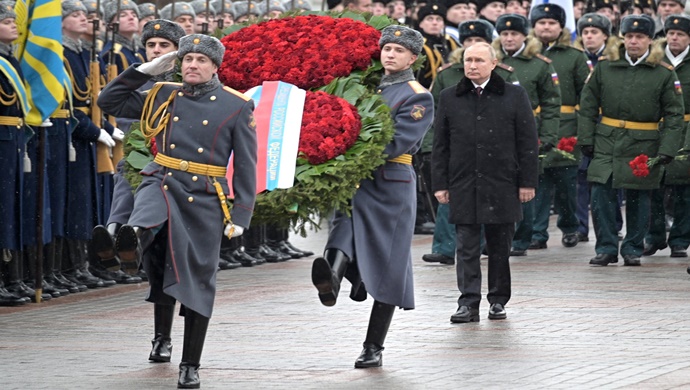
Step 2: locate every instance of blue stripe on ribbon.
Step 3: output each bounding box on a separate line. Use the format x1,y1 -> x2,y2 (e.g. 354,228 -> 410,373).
0,56 -> 30,115
265,82 -> 291,191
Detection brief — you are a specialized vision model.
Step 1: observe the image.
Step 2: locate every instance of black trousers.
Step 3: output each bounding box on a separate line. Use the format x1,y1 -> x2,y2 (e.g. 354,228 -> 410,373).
455,223 -> 514,309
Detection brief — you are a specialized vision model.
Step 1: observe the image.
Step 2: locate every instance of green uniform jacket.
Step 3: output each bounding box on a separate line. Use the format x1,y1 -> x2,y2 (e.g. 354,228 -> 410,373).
663,44 -> 690,185
578,44 -> 685,190
542,31 -> 590,167
494,37 -> 561,148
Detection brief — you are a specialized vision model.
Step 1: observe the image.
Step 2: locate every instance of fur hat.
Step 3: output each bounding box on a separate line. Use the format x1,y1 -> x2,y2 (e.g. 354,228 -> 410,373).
232,1 -> 262,17
529,3 -> 566,28
178,34 -> 225,67
159,2 -> 196,21
474,0 -> 507,12
664,14 -> 690,35
190,0 -> 216,16
83,1 -> 102,16
211,0 -> 233,14
594,0 -> 614,10
283,0 -> 313,11
445,0 -> 471,7
417,2 -> 447,23
140,19 -> 185,47
496,13 -> 529,36
0,1 -> 14,21
379,25 -> 424,55
62,0 -> 87,18
655,0 -> 686,7
458,19 -> 494,44
138,3 -> 157,19
259,0 -> 287,15
577,12 -> 612,36
620,14 -> 655,37
103,0 -> 140,23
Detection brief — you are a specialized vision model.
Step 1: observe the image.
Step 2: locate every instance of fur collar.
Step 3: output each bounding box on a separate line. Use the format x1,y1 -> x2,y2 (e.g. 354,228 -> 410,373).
449,47 -> 463,64
456,70 -> 506,96
379,68 -> 415,88
603,40 -> 665,66
533,28 -> 572,50
493,36 -> 542,61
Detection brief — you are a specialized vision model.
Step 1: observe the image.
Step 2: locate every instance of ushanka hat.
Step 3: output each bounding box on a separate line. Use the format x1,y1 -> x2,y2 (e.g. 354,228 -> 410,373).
159,2 -> 196,21
190,0 -> 216,16
178,34 -> 225,67
283,0 -> 312,11
417,2 -> 447,22
62,0 -> 87,18
665,14 -> 690,35
379,25 -> 424,55
104,0 -> 139,23
232,1 -> 261,17
620,14 -> 655,37
496,13 -> 530,36
259,0 -> 287,15
141,19 -> 186,47
577,12 -> 612,36
458,19 -> 494,44
530,3 -> 566,28
138,3 -> 157,19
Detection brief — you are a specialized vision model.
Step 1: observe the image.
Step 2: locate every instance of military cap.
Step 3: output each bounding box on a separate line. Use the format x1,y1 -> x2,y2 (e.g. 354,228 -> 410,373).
496,13 -> 529,35
0,1 -> 14,21
620,14 -> 655,37
638,0 -> 651,8
159,2 -> 196,21
445,0 -> 471,8
417,2 -> 447,22
138,3 -> 157,19
664,14 -> 690,35
283,0 -> 313,11
83,1 -> 103,16
530,3 -> 566,28
190,0 -> 216,16
62,0 -> 87,18
259,0 -> 287,15
103,0 -> 139,23
211,0 -> 233,14
655,0 -> 686,7
474,0 -> 507,12
577,12 -> 612,36
379,25 -> 424,55
594,0 -> 614,10
458,19 -> 495,44
140,19 -> 186,47
326,0 -> 342,8
178,34 -> 225,67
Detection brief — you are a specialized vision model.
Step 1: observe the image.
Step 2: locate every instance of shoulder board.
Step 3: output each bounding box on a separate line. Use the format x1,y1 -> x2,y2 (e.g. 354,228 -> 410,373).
659,61 -> 675,71
222,86 -> 251,101
535,53 -> 552,64
497,62 -> 514,72
407,80 -> 427,94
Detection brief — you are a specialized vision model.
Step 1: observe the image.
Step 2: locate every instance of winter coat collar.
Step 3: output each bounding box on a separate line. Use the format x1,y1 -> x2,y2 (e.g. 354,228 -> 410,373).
379,68 -> 415,88
456,70 -> 505,96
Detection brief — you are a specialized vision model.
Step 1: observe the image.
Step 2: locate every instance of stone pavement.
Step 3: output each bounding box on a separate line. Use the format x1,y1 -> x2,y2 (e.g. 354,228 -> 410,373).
2,220 -> 690,389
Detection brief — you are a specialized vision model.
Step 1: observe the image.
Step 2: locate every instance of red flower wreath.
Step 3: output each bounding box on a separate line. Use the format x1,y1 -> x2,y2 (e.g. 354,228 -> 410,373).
299,91 -> 361,165
219,15 -> 381,91
629,154 -> 650,177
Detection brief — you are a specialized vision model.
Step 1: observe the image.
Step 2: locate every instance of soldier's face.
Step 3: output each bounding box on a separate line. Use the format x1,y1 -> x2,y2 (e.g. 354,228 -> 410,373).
499,30 -> 526,53
658,0 -> 683,18
181,53 -> 218,85
447,3 -> 476,24
145,37 -> 176,61
596,7 -> 615,24
533,19 -> 562,43
381,43 -> 417,75
0,18 -> 17,44
372,2 -> 387,16
418,15 -> 444,36
479,1 -> 505,23
464,44 -> 497,84
581,27 -> 608,52
194,13 -> 213,33
175,15 -> 195,35
624,32 -> 651,58
62,11 -> 88,37
505,0 -> 526,17
118,10 -> 139,34
667,29 -> 690,55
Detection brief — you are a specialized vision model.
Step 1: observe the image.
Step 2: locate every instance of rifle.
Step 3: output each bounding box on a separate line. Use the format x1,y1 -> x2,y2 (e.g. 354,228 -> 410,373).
217,0 -> 225,29
202,0 -> 210,34
92,0 -> 115,174
106,0 -> 124,167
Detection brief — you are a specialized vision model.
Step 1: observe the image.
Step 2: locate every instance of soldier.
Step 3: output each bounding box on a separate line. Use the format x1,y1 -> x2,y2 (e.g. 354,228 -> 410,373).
491,13 -> 561,256
159,3 -> 196,35
415,2 -> 458,89
137,3 -> 157,60
211,0 -> 234,29
82,1 -> 104,54
529,3 -> 590,250
654,0 -> 686,38
643,14 -> 690,259
100,0 -> 144,74
98,34 -> 257,388
283,0 -> 313,12
422,19 -> 519,265
259,0 -> 287,19
232,1 -> 262,23
189,0 -> 216,33
594,0 -> 616,28
310,25 -> 433,368
578,14 -> 684,266
444,0 -> 478,44
476,0 -> 506,27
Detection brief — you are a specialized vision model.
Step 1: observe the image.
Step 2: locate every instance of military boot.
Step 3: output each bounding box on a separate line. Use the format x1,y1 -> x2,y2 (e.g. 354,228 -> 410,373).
115,225 -> 154,276
89,224 -> 121,271
5,250 -> 51,302
354,300 -> 395,368
265,225 -> 302,259
311,248 -> 350,306
178,309 -> 210,389
23,245 -> 68,298
63,239 -> 105,289
150,303 -> 175,362
0,249 -> 27,306
48,237 -> 87,292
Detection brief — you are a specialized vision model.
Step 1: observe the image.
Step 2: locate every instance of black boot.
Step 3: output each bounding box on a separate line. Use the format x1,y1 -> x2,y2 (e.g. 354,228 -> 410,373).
354,300 -> 395,368
89,224 -> 121,271
218,236 -> 242,270
24,246 -> 68,298
150,303 -> 175,362
311,248 -> 350,306
178,308 -> 210,389
281,227 -> 314,257
63,239 -> 106,289
266,225 -> 302,259
115,226 -> 154,275
0,249 -> 27,306
49,238 -> 87,292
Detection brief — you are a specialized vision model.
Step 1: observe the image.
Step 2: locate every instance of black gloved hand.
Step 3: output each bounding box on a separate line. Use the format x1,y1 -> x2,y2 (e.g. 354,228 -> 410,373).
539,142 -> 554,153
581,145 -> 594,158
657,154 -> 674,165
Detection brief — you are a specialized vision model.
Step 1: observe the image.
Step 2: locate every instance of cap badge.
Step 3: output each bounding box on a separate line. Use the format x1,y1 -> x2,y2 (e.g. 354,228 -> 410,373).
674,18 -> 679,24
469,24 -> 475,29
154,23 -> 161,30
432,4 -> 438,9
193,38 -> 200,44
394,30 -> 401,36
633,21 -> 638,26
544,6 -> 549,11
506,21 -> 511,26
588,17 -> 592,22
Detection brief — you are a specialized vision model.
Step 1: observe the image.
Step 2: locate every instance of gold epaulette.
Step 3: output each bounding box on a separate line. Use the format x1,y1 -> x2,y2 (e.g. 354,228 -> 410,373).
497,62 -> 514,72
222,86 -> 251,101
536,53 -> 552,64
659,61 -> 675,71
113,43 -> 122,55
407,80 -> 427,94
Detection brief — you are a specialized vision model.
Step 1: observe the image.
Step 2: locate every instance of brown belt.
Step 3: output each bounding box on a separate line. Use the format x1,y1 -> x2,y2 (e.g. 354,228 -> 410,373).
600,116 -> 658,131
154,153 -> 227,177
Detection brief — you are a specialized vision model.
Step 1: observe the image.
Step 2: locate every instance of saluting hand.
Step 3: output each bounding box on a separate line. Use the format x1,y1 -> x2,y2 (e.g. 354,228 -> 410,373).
519,188 -> 535,203
136,51 -> 178,76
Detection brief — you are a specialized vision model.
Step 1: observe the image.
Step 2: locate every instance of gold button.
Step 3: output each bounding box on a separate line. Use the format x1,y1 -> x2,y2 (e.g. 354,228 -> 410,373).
167,172 -> 172,176
377,89 -> 382,93
197,147 -> 203,153
178,92 -> 184,96
192,176 -> 198,181
188,196 -> 194,203
210,96 -> 216,101
170,144 -> 176,149
202,120 -> 208,125
179,160 -> 189,171
163,185 -> 168,190
173,116 -> 179,122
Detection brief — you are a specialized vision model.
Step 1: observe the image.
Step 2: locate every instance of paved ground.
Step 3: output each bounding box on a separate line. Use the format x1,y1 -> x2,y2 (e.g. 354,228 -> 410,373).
2,218 -> 690,389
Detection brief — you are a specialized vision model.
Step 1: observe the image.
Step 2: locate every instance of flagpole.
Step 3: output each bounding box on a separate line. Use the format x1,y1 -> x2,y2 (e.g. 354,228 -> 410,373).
34,125 -> 45,303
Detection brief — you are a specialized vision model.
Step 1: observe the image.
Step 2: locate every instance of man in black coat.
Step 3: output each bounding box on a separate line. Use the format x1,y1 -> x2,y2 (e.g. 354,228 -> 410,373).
432,42 -> 538,323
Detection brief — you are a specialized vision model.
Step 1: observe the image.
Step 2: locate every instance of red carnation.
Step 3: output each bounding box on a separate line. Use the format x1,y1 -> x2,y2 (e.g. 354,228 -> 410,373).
629,154 -> 650,177
149,138 -> 158,157
557,136 -> 577,153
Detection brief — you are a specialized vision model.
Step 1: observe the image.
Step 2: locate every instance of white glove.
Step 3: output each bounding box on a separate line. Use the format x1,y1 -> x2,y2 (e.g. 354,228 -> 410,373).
136,51 -> 178,76
39,119 -> 53,127
111,127 -> 125,141
224,224 -> 244,238
97,129 -> 115,147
